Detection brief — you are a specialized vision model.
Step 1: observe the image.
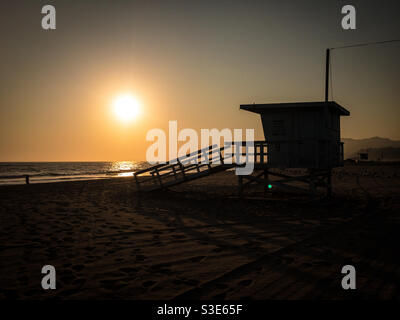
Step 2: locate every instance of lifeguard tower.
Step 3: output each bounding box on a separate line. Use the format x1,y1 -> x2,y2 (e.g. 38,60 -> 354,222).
133,99 -> 350,196
240,101 -> 349,168
237,101 -> 350,195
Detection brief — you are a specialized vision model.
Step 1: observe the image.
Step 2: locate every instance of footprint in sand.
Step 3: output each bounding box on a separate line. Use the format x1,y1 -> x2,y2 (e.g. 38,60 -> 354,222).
143,280 -> 156,288
172,234 -> 186,240
72,278 -> 86,287
135,254 -> 146,262
172,279 -> 186,285
119,267 -> 138,274
72,264 -> 85,272
312,260 -> 328,266
150,284 -> 164,292
189,256 -> 205,263
61,275 -> 75,285
213,292 -> 227,299
238,279 -> 252,287
99,280 -> 118,290
284,257 -> 295,264
184,279 -> 200,286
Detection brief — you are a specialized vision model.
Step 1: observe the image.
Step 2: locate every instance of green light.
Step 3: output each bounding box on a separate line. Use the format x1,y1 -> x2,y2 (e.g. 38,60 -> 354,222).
268,184 -> 272,189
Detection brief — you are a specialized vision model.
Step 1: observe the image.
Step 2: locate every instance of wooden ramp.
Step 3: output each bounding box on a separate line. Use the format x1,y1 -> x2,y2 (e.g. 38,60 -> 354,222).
133,141 -> 268,192
133,140 -> 333,196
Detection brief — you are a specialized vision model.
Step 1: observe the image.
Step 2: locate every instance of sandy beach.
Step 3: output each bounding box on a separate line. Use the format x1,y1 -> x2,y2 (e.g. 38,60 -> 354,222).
0,164 -> 399,300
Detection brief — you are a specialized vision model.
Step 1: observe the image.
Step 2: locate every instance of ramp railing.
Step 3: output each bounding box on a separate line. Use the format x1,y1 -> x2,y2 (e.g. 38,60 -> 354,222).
133,140 -> 268,191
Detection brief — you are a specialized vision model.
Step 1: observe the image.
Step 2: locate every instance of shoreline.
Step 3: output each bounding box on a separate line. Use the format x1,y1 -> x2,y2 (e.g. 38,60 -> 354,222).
0,175 -> 133,187
1,161 -> 399,186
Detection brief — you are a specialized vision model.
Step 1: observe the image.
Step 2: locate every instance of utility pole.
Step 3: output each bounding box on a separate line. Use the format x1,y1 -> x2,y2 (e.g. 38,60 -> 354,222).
325,48 -> 331,192
325,48 -> 330,102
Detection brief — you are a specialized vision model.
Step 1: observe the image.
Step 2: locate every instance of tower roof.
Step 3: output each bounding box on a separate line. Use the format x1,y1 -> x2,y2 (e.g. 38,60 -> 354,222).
240,101 -> 350,116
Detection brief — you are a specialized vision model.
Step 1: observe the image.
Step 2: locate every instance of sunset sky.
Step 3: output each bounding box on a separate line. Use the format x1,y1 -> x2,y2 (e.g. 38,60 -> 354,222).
0,0 -> 399,161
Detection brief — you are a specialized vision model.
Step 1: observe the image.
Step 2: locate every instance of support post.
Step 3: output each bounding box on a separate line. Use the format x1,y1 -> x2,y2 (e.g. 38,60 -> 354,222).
155,168 -> 163,188
327,169 -> 332,197
25,175 -> 30,185
178,161 -> 187,180
308,169 -> 316,195
134,173 -> 140,191
238,175 -> 243,197
207,145 -> 213,170
172,165 -> 178,180
324,48 -> 331,144
264,169 -> 269,193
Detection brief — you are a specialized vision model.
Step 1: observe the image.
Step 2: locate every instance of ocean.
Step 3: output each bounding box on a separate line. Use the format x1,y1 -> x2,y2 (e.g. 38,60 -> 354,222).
0,161 -> 150,185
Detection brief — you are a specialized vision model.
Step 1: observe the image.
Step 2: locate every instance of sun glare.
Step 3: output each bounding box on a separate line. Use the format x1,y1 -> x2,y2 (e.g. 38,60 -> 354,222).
112,94 -> 141,122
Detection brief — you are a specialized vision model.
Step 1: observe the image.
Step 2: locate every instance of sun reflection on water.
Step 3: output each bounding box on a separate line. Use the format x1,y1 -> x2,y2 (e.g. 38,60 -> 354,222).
110,161 -> 136,177
118,172 -> 134,177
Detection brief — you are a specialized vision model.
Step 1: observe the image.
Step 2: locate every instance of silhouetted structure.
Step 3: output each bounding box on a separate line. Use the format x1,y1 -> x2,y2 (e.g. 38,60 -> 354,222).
134,101 -> 350,196
240,101 -> 350,168
237,101 -> 350,196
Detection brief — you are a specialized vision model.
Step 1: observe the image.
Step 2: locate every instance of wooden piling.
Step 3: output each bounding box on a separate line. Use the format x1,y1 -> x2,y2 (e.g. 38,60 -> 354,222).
238,175 -> 243,197
264,169 -> 269,193
327,169 -> 332,197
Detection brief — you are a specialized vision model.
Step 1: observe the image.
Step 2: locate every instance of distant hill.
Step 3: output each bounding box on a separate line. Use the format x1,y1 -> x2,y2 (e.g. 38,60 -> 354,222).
341,137 -> 400,160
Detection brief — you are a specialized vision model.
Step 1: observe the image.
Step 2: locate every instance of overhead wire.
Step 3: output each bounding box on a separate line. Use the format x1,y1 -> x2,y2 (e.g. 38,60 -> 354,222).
328,39 -> 400,101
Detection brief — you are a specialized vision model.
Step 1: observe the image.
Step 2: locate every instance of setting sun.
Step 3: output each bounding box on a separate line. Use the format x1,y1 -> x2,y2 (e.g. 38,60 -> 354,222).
112,94 -> 141,122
